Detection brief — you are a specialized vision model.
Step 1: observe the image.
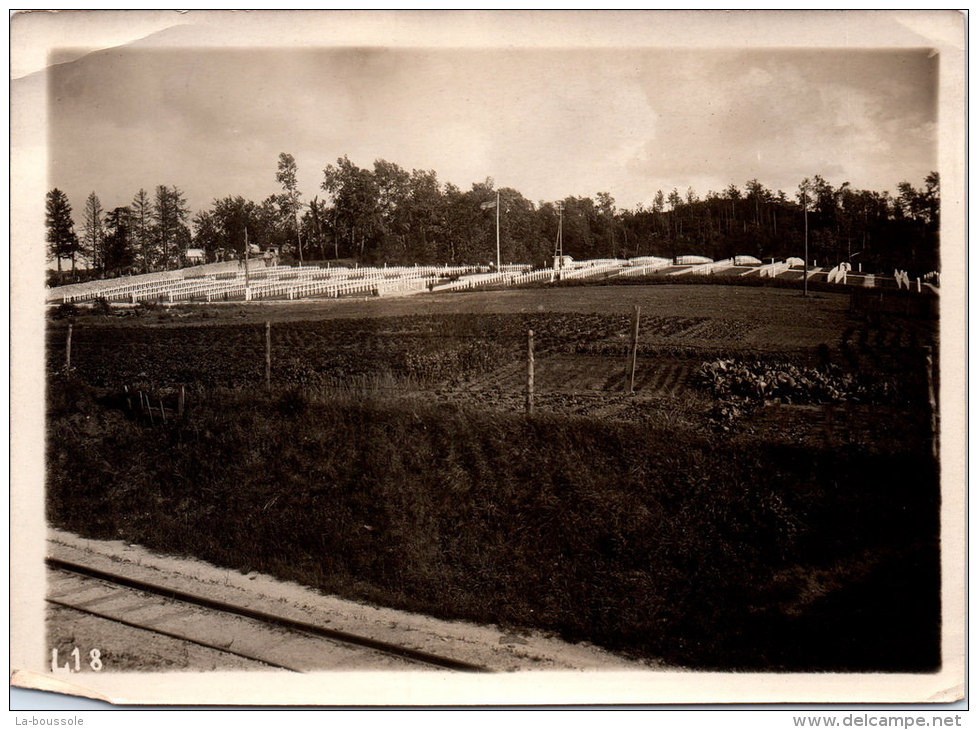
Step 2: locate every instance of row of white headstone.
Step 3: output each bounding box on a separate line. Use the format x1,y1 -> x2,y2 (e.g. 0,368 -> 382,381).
894,270 -> 911,290
893,269 -> 930,293
826,262 -> 852,284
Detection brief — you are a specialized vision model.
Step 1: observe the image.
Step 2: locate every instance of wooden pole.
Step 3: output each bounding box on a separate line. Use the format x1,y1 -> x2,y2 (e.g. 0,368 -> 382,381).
629,305 -> 641,393
244,227 -> 250,287
803,189 -> 809,298
177,385 -> 185,418
822,403 -> 835,447
65,323 -> 73,371
925,346 -> 938,461
495,190 -> 501,269
265,321 -> 272,389
525,329 -> 534,414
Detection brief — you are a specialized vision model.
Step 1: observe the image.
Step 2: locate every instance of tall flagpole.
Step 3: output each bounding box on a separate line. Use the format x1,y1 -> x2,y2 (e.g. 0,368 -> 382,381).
557,201 -> 563,262
244,226 -> 250,288
243,225 -> 252,301
495,189 -> 501,269
802,189 -> 809,298
552,201 -> 564,281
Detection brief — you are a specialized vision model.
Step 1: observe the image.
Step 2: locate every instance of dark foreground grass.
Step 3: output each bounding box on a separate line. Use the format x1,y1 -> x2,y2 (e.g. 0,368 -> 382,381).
47,378 -> 940,671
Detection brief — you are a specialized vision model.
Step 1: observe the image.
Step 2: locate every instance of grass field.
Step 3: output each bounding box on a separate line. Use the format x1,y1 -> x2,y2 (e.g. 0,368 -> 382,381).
46,284 -> 941,670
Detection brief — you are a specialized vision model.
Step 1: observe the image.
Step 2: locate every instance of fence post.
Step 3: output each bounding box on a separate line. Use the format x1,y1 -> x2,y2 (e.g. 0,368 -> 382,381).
526,329 -> 535,414
925,346 -> 938,461
265,321 -> 272,389
65,323 -> 73,371
822,403 -> 835,446
629,305 -> 641,393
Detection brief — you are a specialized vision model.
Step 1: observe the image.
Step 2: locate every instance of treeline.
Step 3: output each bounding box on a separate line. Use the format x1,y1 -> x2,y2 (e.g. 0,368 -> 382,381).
46,153 -> 940,283
46,186 -> 190,278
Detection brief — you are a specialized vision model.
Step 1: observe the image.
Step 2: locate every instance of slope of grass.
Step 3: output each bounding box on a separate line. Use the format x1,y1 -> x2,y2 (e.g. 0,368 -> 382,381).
47,378 -> 940,671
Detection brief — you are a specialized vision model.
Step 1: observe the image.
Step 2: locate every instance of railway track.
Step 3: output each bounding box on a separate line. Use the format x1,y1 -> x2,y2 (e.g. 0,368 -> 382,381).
46,557 -> 491,673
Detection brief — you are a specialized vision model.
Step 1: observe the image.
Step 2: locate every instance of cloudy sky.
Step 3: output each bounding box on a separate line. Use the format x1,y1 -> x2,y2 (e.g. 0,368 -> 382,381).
35,19 -> 939,217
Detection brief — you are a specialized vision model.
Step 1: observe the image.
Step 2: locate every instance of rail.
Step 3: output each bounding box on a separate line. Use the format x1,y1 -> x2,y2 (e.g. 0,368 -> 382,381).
46,557 -> 491,673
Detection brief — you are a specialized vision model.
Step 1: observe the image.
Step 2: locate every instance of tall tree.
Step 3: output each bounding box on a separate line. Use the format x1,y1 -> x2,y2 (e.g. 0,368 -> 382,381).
130,189 -> 154,273
651,189 -> 666,241
652,190 -> 665,213
103,206 -> 134,272
192,211 -> 219,261
407,169 -> 444,264
596,192 -> 617,257
45,188 -> 79,273
153,185 -> 190,269
744,178 -> 765,227
321,156 -> 381,260
82,192 -> 105,272
275,153 -> 304,264
923,171 -> 940,227
255,195 -> 292,252
211,196 -> 257,260
303,195 -> 330,260
372,159 -> 412,262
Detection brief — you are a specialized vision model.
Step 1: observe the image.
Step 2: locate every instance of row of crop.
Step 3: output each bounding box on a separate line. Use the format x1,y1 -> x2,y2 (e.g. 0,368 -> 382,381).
49,334 -> 512,390
46,312 -> 636,389
696,358 -> 905,405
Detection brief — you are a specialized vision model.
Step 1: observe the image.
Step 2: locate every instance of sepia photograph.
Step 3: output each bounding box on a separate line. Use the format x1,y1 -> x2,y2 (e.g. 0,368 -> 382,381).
9,9 -> 966,707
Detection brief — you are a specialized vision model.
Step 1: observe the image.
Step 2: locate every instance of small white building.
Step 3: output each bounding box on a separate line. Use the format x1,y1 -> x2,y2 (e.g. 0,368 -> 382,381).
184,248 -> 205,265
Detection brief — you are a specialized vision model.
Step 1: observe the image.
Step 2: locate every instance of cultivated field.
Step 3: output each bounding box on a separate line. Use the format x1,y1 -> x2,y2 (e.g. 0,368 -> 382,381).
46,284 -> 940,671
49,285 -> 855,385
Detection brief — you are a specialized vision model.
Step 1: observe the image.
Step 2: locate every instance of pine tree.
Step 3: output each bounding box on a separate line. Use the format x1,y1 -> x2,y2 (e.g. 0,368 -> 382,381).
45,189 -> 79,273
153,185 -> 189,269
276,153 -> 304,264
131,189 -> 153,273
82,192 -> 105,272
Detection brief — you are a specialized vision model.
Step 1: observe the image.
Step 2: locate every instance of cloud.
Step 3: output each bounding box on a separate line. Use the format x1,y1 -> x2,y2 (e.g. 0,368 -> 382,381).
626,51 -> 936,201
43,47 -> 937,216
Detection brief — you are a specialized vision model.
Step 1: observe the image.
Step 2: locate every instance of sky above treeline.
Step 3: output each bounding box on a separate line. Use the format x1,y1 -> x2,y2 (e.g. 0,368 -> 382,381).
42,30 -> 938,217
